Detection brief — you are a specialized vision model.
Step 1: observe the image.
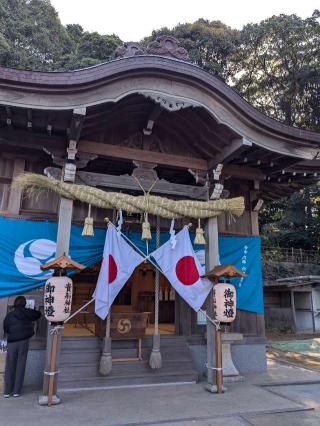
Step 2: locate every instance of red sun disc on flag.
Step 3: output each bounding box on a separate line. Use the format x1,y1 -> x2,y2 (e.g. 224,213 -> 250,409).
175,256 -> 200,285
108,254 -> 117,284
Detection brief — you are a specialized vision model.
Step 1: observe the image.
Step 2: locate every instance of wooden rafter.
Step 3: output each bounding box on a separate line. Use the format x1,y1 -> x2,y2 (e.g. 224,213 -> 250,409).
208,138 -> 252,169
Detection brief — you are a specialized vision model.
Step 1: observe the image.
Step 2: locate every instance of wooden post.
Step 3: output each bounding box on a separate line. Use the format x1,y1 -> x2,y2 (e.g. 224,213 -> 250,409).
215,326 -> 223,394
7,158 -> 25,214
0,298 -> 8,339
41,196 -> 74,403
205,216 -> 219,393
47,329 -> 59,407
290,290 -> 297,332
310,291 -> 316,333
39,108 -> 86,406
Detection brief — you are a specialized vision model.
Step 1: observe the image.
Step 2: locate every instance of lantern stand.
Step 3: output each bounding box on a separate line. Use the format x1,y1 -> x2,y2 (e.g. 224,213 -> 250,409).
41,254 -> 85,407
203,264 -> 246,394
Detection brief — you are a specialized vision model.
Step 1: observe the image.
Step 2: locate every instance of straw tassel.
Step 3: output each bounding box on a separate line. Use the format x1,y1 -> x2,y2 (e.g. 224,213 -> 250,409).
194,218 -> 206,245
141,212 -> 152,240
82,204 -> 94,236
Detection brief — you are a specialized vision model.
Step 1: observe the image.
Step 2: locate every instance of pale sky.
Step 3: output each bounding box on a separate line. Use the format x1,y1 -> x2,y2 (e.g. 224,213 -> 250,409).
50,0 -> 319,41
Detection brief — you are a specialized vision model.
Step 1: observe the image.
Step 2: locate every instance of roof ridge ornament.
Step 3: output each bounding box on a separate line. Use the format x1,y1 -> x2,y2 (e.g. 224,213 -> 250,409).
115,36 -> 190,61
146,36 -> 190,61
115,42 -> 146,58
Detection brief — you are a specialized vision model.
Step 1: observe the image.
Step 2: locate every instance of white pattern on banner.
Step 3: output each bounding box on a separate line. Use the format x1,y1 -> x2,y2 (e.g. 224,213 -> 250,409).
238,244 -> 248,288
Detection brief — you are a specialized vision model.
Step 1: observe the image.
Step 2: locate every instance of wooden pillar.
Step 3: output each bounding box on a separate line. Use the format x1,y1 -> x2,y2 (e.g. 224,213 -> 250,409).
56,198 -> 74,257
7,158 -> 25,214
310,290 -> 316,333
1,158 -> 26,339
39,108 -> 86,406
250,186 -> 266,336
0,298 -> 8,339
205,216 -> 219,392
290,290 -> 297,332
40,196 -> 74,404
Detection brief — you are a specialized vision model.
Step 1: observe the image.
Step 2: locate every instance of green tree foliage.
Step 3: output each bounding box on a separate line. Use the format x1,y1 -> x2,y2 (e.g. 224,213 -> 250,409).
231,12 -> 320,130
59,24 -> 122,70
0,0 -> 122,70
0,0 -> 71,70
143,19 -> 239,81
260,187 -> 320,250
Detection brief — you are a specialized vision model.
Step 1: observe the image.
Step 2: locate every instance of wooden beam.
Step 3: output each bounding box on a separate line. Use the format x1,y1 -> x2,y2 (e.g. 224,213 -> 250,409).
0,128 -> 66,149
222,164 -> 266,180
45,167 -> 209,200
143,105 -> 162,135
263,158 -> 303,175
5,106 -> 12,127
78,140 -> 208,171
69,107 -> 86,143
208,138 -> 252,169
27,109 -> 32,131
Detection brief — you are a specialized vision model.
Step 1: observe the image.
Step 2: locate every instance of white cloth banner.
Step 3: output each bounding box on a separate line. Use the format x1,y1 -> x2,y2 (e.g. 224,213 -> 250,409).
94,224 -> 144,319
151,226 -> 213,312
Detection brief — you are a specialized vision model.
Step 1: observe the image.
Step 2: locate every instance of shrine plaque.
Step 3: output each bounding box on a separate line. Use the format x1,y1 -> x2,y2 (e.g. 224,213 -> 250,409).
110,312 -> 149,340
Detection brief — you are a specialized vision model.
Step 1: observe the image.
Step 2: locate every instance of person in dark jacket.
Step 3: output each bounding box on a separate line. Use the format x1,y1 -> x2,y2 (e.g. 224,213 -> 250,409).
3,296 -> 41,398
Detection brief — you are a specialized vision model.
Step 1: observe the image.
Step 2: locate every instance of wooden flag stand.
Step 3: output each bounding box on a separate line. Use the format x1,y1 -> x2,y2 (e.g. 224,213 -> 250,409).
203,264 -> 246,394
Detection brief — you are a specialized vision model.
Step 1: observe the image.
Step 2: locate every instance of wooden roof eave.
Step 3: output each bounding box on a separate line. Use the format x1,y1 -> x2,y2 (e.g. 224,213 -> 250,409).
0,56 -> 319,160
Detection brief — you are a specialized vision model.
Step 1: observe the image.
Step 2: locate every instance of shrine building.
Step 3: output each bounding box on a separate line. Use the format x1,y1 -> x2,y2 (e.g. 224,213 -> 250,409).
0,36 -> 319,394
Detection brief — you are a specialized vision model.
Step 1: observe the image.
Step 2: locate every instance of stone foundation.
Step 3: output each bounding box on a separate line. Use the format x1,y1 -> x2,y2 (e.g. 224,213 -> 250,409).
23,338 -> 267,390
188,337 -> 267,379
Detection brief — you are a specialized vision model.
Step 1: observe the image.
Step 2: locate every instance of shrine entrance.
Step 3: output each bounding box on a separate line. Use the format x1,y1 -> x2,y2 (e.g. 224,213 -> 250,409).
62,262 -> 175,338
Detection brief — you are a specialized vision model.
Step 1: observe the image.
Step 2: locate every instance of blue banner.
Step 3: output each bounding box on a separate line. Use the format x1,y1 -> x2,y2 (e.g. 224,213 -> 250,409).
0,217 -> 263,313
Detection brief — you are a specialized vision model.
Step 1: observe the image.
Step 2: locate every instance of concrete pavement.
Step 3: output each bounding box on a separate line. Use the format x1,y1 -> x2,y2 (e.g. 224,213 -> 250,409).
1,359 -> 320,425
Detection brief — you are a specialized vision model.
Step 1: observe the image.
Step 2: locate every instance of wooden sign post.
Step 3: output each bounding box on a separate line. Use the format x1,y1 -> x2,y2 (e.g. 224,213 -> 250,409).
41,254 -> 85,407
203,264 -> 245,394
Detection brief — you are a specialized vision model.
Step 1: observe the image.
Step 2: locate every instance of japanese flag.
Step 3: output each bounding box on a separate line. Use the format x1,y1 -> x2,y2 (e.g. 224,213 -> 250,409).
151,226 -> 213,312
94,224 -> 144,319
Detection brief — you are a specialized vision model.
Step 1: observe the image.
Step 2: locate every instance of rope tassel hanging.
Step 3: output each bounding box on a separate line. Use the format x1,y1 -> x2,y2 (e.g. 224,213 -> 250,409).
141,212 -> 152,240
99,312 -> 112,376
194,218 -> 206,245
149,215 -> 162,369
82,204 -> 94,236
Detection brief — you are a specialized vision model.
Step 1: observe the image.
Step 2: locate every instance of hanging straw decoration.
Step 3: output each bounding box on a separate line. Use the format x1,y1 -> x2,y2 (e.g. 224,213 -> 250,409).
13,173 -> 245,220
99,312 -> 112,375
141,212 -> 152,240
82,204 -> 94,236
194,218 -> 206,245
149,215 -> 162,369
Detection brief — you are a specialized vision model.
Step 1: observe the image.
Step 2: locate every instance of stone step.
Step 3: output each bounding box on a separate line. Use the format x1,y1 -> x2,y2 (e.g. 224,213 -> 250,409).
58,335 -> 197,390
61,335 -> 188,351
59,372 -> 198,390
60,347 -> 191,364
59,358 -> 195,378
